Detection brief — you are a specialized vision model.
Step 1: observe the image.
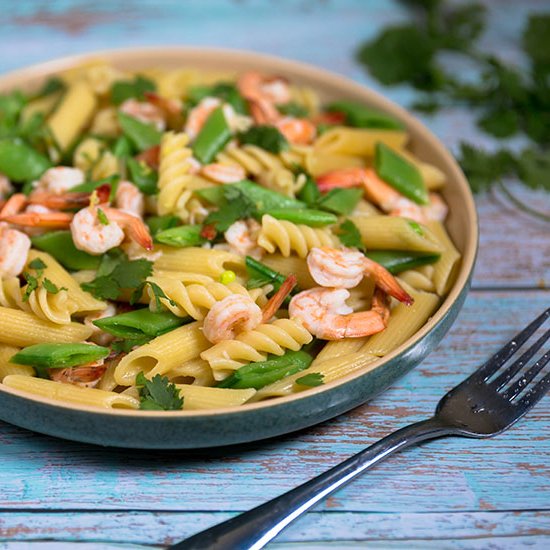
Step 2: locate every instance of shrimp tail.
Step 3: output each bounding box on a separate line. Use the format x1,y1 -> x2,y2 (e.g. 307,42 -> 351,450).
363,257 -> 414,305
1,211 -> 74,228
0,193 -> 27,217
316,168 -> 366,192
102,207 -> 153,250
261,274 -> 297,323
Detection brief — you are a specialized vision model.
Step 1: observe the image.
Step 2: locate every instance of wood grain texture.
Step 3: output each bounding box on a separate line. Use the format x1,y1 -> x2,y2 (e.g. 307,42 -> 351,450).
0,0 -> 549,548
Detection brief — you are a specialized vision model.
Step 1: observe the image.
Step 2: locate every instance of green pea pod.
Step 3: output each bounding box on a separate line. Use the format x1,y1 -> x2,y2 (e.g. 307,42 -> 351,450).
117,111 -> 162,152
326,100 -> 404,130
10,343 -> 110,378
112,135 -> 134,158
196,180 -> 305,211
366,250 -> 441,274
127,157 -> 158,195
317,188 -> 363,215
146,215 -> 180,235
218,350 -> 313,389
187,83 -> 248,114
192,106 -> 232,164
111,75 -> 156,106
269,208 -> 338,227
245,256 -> 287,290
93,308 -> 185,339
31,231 -> 101,270
375,142 -> 428,205
155,225 -> 206,247
0,138 -> 51,181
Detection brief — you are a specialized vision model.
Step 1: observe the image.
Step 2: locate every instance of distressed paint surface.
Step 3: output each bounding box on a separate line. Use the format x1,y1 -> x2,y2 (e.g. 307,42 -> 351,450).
0,0 -> 549,548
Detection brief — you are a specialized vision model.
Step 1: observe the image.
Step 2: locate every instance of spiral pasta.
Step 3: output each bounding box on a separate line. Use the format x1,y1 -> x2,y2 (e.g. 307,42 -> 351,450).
146,273 -> 268,319
0,277 -> 77,325
157,131 -> 195,219
216,144 -> 303,196
201,318 -> 313,379
257,214 -> 338,258
289,85 -> 321,115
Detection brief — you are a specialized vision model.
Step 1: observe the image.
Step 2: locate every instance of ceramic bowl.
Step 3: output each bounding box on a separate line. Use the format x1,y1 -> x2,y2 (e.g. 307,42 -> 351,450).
0,48 -> 478,448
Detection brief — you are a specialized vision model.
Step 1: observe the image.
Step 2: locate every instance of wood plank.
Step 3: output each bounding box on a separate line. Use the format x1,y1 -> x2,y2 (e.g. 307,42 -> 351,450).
1,511 -> 549,545
0,290 -> 547,513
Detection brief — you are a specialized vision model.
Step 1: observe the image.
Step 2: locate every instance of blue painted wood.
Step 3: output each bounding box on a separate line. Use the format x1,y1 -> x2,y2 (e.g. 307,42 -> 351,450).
0,0 -> 548,548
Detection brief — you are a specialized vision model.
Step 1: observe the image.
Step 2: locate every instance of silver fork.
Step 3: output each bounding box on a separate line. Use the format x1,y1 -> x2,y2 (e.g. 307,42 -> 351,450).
171,307 -> 550,550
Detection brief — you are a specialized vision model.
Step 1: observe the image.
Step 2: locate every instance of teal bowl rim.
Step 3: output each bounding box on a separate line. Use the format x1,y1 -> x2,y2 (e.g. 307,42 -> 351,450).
0,47 -> 479,426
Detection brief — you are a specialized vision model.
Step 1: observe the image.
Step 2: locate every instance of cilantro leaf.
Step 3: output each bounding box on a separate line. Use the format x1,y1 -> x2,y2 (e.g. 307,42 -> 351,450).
111,75 -> 156,106
136,372 -> 183,411
28,258 -> 46,271
238,125 -> 289,153
42,278 -> 67,294
81,253 -> 154,301
295,373 -> 324,387
523,14 -> 550,76
337,219 -> 364,251
131,281 -> 177,310
204,187 -> 258,233
22,272 -> 39,302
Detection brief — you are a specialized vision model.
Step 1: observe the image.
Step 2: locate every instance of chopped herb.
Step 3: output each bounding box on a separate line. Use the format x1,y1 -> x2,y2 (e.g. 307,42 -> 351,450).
238,125 -> 289,153
21,272 -> 39,302
82,252 -> 153,301
337,219 -> 365,251
42,278 -> 67,294
131,280 -> 177,310
96,207 -> 109,226
111,75 -> 156,105
204,186 -> 258,233
295,373 -> 324,387
28,258 -> 47,271
136,372 -> 183,411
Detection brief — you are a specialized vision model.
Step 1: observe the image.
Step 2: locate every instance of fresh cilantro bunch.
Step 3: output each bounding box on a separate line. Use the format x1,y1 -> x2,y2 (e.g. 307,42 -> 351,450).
356,1 -> 550,215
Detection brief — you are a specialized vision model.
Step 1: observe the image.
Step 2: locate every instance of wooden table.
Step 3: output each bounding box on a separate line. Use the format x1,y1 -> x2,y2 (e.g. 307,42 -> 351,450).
1,1 -> 549,548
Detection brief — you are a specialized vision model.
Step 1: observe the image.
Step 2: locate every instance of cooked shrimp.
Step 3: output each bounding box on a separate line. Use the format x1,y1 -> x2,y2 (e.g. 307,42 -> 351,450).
2,211 -> 74,229
224,219 -> 262,258
237,71 -> 291,104
49,358 -> 107,388
115,181 -> 145,217
317,168 -> 447,223
36,166 -> 85,194
249,97 -> 281,125
0,174 -> 13,199
202,294 -> 263,344
275,117 -> 317,145
289,287 -> 390,340
0,223 -> 31,277
28,190 -> 96,211
201,163 -> 246,183
70,205 -> 153,255
119,98 -> 166,131
84,302 -> 117,346
307,247 -> 413,305
0,193 -> 27,217
184,97 -> 221,140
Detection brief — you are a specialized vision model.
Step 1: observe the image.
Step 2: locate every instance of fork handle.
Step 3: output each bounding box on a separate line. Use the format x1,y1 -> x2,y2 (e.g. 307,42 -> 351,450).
170,416 -> 456,550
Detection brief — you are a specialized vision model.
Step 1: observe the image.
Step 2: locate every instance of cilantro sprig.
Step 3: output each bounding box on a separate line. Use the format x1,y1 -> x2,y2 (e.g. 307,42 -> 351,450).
203,186 -> 259,235
136,372 -> 183,411
356,2 -> 550,215
81,250 -> 153,301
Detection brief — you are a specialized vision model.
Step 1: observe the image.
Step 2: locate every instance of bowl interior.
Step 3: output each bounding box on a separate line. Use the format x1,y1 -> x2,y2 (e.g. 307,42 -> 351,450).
0,47 -> 478,420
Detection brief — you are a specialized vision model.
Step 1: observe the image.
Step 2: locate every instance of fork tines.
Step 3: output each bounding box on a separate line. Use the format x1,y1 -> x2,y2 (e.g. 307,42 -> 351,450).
469,307 -> 550,406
